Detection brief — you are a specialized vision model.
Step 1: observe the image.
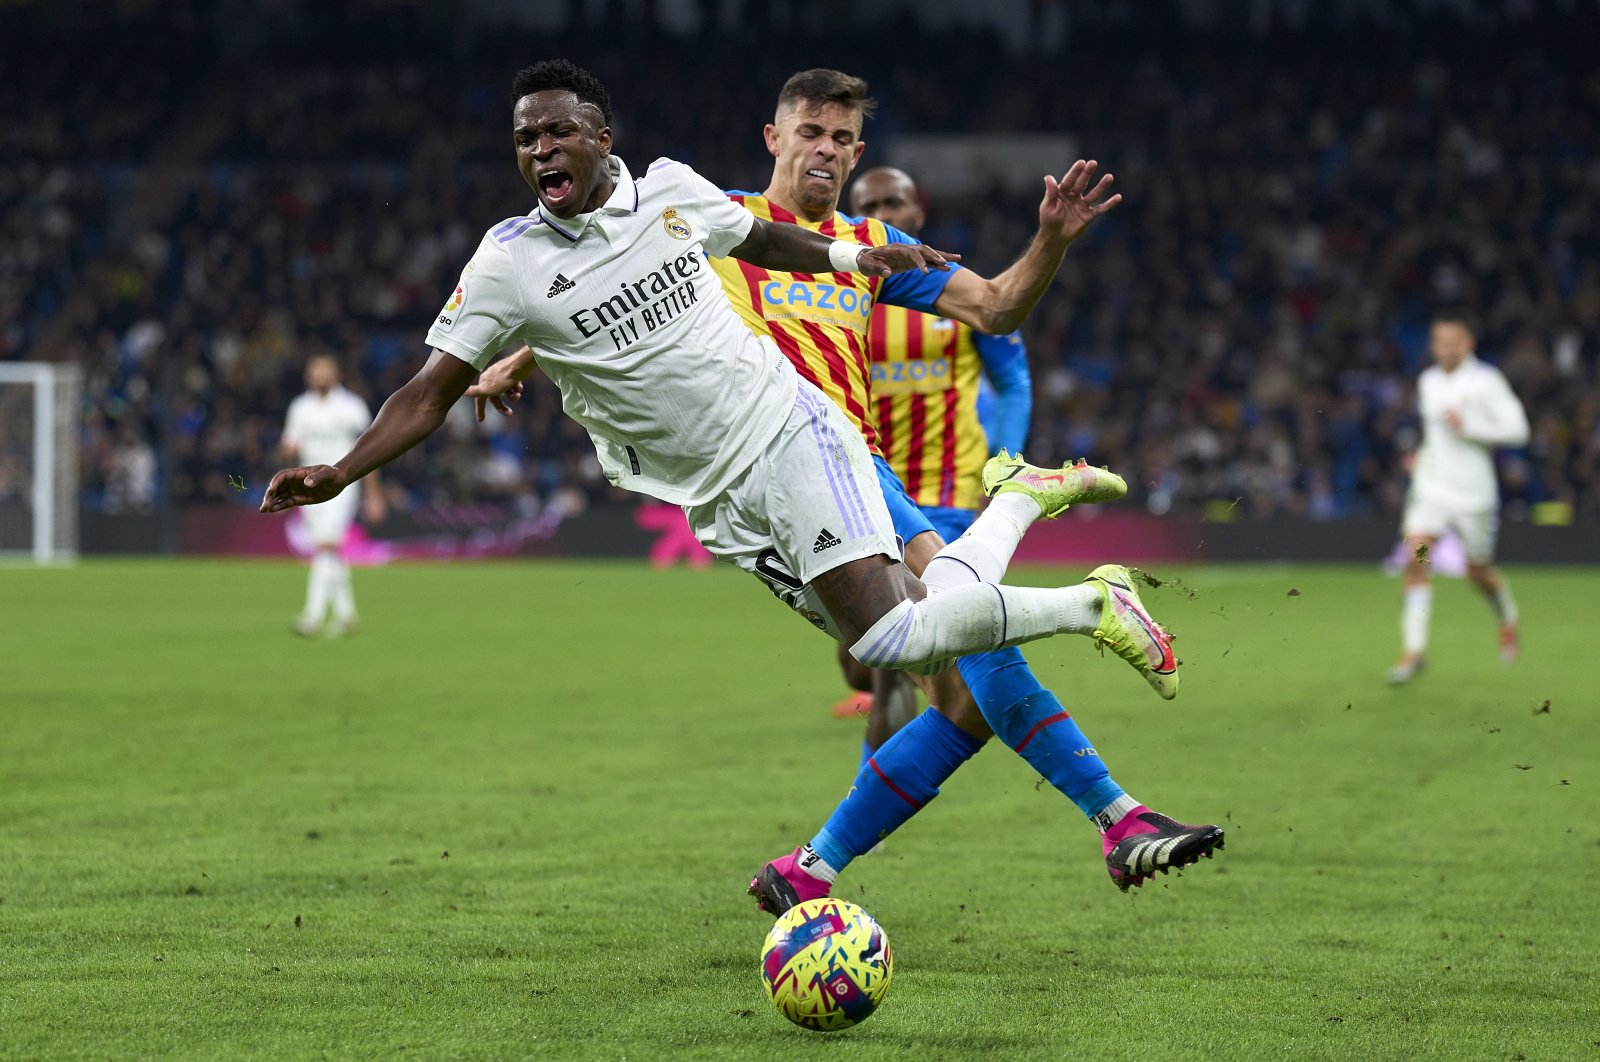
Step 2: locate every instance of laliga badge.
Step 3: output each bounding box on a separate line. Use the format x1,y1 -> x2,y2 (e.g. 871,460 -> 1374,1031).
437,278 -> 466,332
662,208 -> 692,241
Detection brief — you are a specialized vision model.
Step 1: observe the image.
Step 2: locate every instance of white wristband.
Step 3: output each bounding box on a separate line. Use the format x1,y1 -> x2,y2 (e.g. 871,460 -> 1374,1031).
827,240 -> 866,274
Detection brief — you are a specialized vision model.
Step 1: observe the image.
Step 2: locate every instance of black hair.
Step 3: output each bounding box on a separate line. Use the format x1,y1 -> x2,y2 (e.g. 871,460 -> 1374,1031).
1431,310 -> 1478,336
777,68 -> 877,119
510,59 -> 614,125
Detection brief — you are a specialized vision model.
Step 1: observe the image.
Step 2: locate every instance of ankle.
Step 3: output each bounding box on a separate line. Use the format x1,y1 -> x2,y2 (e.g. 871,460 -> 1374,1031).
1092,794 -> 1143,833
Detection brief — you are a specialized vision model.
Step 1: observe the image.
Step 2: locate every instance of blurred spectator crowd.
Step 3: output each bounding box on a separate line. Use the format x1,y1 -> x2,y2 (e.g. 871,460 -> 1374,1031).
5,1 -> 1597,524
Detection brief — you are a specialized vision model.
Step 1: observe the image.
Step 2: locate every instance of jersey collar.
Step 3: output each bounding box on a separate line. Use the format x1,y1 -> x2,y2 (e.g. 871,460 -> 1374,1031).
536,156 -> 639,243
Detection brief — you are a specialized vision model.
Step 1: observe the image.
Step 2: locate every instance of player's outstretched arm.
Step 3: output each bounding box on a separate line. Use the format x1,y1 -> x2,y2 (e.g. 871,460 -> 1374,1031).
729,218 -> 959,278
933,159 -> 1121,335
260,350 -> 478,513
1451,375 -> 1532,447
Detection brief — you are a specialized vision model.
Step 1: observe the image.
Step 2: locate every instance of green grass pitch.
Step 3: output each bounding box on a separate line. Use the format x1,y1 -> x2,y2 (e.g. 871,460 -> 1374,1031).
2,558 -> 1595,1059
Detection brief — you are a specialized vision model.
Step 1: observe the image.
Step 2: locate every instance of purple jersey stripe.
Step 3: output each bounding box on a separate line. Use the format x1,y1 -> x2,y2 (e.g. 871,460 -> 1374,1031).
884,605 -> 914,664
861,606 -> 913,664
809,390 -> 877,539
542,214 -> 580,242
806,388 -> 876,537
798,389 -> 868,538
496,218 -> 540,243
492,215 -> 534,237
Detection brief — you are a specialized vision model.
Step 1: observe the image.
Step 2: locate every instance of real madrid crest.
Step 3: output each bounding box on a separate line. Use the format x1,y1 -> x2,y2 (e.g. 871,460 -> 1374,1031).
662,208 -> 692,241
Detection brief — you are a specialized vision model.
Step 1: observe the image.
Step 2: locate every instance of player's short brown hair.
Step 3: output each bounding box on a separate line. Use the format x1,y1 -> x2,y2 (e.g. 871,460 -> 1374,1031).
776,69 -> 877,119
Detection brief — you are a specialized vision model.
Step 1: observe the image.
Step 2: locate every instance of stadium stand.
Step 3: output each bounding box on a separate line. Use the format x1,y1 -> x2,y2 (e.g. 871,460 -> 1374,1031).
5,1 -> 1596,524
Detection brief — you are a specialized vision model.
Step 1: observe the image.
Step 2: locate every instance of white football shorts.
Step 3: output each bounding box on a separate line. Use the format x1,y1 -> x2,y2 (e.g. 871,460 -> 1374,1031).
301,486 -> 360,547
1401,497 -> 1498,563
683,380 -> 898,640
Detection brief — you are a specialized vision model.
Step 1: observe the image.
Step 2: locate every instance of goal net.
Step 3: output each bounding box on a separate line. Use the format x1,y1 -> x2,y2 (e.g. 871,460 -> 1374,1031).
0,363 -> 82,564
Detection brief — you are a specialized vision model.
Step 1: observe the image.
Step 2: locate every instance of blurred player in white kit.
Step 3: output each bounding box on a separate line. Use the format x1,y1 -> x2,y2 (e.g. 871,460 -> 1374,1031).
280,355 -> 384,637
1390,314 -> 1530,684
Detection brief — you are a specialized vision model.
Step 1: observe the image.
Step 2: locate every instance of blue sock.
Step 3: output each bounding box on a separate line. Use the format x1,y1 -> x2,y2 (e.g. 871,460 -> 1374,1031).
810,708 -> 983,873
957,648 -> 1125,819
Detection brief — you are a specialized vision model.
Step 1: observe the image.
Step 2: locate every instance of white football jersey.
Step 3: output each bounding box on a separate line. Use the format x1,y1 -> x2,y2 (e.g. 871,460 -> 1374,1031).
283,386 -> 373,468
425,155 -> 799,507
1411,356 -> 1529,511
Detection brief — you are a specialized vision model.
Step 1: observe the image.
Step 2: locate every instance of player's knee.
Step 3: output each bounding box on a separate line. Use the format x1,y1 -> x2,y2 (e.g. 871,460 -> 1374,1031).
849,587 -> 1004,676
838,642 -> 873,691
934,693 -> 992,742
849,600 -> 950,676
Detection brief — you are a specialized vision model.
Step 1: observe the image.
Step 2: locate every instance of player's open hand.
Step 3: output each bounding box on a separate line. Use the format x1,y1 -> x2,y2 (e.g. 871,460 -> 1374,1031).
260,465 -> 349,513
857,243 -> 961,278
1040,159 -> 1121,243
465,364 -> 526,422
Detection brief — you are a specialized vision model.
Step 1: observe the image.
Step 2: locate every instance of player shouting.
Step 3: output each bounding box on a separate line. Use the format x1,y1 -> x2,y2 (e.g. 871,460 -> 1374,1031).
262,62 -> 1130,688
476,68 -> 1223,899
472,67 -> 1224,899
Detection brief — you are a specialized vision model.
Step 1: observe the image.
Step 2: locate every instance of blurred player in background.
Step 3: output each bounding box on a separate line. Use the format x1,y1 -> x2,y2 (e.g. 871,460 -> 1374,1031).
833,166 -> 1034,760
280,355 -> 383,636
1390,314 -> 1530,684
706,69 -> 1219,910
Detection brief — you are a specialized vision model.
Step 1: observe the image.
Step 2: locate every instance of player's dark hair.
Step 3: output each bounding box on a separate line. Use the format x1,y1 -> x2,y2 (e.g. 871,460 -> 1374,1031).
777,68 -> 877,119
511,60 -> 614,125
1431,310 -> 1478,336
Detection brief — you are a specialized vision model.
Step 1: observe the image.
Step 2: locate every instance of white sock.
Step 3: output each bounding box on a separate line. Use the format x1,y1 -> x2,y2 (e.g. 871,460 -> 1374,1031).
985,582 -> 1102,639
1092,793 -> 1143,833
1402,584 -> 1432,656
851,583 -> 1103,674
922,493 -> 1041,592
303,552 -> 338,622
1492,580 -> 1517,625
331,558 -> 357,623
797,844 -> 837,883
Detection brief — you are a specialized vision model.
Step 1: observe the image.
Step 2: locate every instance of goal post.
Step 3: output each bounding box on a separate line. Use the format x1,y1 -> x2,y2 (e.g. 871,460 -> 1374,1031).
0,362 -> 82,564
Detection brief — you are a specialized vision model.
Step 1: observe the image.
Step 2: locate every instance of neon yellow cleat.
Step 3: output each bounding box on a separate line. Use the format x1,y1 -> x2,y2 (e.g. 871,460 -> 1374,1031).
1084,564 -> 1179,700
981,450 -> 1127,519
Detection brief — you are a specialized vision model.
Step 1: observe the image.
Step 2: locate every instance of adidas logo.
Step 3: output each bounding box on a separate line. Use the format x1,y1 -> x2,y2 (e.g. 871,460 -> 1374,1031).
812,528 -> 842,553
546,273 -> 576,298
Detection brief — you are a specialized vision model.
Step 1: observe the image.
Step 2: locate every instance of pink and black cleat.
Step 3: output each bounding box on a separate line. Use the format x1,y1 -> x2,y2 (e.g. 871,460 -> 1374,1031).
748,846 -> 833,916
1102,806 -> 1225,891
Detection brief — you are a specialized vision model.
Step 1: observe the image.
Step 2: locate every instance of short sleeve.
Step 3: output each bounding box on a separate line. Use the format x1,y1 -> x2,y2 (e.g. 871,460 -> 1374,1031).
973,330 -> 1027,375
281,398 -> 306,447
664,162 -> 755,258
875,221 -> 962,313
424,234 -> 528,371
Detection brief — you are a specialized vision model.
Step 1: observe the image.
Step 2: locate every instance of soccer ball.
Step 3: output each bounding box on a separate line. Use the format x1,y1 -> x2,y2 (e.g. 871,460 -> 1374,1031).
759,897 -> 893,1031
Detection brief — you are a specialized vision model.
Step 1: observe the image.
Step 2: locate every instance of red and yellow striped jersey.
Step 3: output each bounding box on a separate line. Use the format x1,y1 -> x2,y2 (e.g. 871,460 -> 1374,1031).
867,305 -> 990,510
709,192 -> 957,454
